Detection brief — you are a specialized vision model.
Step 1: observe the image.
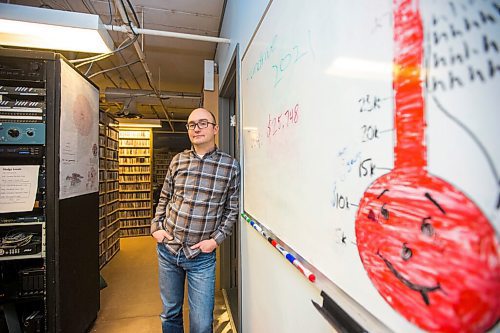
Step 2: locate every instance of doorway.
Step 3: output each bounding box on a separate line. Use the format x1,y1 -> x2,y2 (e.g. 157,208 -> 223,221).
218,45 -> 240,331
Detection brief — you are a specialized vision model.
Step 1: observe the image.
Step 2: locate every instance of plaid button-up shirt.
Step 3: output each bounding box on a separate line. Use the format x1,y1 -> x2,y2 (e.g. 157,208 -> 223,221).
151,147 -> 240,258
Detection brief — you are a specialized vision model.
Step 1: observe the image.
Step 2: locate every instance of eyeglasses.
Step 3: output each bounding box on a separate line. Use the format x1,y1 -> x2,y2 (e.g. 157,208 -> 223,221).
185,119 -> 216,130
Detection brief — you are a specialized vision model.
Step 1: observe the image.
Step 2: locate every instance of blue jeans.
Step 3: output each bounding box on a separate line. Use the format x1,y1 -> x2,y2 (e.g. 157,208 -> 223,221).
157,244 -> 216,333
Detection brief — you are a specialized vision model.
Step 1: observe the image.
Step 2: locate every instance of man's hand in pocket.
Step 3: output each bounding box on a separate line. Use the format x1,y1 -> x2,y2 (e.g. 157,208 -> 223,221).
152,230 -> 173,243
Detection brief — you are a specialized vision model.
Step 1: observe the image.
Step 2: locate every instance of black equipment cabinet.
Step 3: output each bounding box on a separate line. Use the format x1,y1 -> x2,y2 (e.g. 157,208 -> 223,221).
0,49 -> 99,333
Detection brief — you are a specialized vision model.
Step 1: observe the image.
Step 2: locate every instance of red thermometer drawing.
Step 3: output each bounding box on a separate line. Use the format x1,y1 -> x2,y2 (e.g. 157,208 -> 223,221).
355,0 -> 499,332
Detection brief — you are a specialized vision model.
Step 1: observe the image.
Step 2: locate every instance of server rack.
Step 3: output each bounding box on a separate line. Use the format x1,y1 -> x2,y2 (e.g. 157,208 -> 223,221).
0,49 -> 99,332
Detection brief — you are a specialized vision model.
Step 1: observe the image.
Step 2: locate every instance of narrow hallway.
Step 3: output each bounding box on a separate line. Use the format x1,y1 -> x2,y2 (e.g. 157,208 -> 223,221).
91,236 -> 164,332
91,237 -> 234,333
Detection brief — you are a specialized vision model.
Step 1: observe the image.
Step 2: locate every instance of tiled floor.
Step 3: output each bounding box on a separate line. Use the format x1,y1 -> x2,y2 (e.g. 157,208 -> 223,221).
90,236 -> 234,333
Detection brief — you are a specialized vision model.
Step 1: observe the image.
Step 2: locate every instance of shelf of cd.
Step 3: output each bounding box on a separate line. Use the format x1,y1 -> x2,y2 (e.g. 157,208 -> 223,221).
153,149 -> 177,186
98,112 -> 121,269
118,128 -> 153,237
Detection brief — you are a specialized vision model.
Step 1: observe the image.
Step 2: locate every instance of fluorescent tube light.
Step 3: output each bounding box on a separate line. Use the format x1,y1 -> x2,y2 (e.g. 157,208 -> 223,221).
118,119 -> 162,128
0,3 -> 113,53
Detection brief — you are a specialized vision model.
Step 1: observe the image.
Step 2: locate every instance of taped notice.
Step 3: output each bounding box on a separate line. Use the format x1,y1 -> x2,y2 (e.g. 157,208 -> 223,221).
0,165 -> 40,213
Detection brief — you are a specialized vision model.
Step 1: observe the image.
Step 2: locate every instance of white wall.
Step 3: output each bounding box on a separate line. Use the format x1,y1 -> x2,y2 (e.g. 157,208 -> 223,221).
216,1 -> 336,332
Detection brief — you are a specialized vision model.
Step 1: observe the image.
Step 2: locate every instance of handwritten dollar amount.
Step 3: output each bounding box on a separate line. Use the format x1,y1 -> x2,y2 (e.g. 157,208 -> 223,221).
267,104 -> 300,138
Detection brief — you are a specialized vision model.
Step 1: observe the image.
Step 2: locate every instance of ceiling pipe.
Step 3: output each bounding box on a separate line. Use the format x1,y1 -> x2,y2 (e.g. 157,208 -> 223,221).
113,0 -> 175,131
104,24 -> 231,44
140,9 -> 144,51
105,88 -> 201,100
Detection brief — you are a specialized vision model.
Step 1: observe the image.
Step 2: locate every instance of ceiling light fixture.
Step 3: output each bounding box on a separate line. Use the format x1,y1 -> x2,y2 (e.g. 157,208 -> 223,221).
0,3 -> 114,54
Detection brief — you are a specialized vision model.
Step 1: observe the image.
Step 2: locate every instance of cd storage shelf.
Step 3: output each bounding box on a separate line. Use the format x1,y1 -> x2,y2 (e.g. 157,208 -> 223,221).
98,111 -> 120,269
105,119 -> 120,260
98,113 -> 107,268
118,129 -> 153,237
153,149 -> 176,186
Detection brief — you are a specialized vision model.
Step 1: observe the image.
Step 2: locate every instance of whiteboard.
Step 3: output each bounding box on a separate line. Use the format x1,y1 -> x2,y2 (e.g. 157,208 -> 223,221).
241,0 -> 500,332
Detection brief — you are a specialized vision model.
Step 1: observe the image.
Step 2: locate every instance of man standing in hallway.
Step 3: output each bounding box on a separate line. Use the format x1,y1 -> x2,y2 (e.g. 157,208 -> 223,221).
151,108 -> 240,333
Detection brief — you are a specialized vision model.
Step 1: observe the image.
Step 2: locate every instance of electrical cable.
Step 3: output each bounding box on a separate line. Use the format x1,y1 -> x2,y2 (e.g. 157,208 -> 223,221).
70,0 -> 141,66
125,0 -> 141,28
72,36 -> 129,65
107,0 -> 113,25
88,60 -> 140,79
84,60 -> 94,76
119,0 -> 138,35
74,33 -> 138,68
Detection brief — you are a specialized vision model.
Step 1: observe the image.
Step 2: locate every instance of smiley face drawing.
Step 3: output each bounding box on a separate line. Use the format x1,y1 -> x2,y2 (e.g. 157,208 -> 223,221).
355,1 -> 499,332
356,170 -> 499,332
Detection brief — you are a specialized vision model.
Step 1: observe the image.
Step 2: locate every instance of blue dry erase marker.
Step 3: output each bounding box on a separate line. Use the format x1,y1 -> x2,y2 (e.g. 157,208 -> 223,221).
275,244 -> 289,258
286,252 -> 296,263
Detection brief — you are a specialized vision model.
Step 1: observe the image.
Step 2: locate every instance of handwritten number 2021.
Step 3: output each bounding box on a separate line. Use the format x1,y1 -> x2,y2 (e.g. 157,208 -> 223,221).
272,46 -> 307,87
